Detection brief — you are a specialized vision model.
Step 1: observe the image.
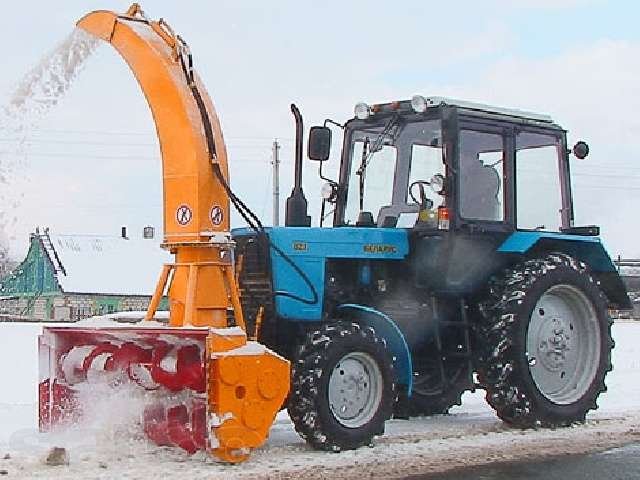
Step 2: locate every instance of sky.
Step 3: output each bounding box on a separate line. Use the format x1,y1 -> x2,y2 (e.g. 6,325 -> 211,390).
0,0 -> 639,259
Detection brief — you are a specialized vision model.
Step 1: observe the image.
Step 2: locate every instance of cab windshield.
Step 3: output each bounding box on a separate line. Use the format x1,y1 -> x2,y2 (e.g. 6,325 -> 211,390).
343,119 -> 444,227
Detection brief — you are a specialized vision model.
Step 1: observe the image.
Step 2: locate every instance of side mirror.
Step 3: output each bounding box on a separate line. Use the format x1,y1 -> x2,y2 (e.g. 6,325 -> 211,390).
573,141 -> 589,159
308,126 -> 331,161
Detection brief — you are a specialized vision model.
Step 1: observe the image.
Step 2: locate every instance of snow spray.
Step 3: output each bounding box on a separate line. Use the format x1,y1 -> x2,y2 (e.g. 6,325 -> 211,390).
0,28 -> 98,257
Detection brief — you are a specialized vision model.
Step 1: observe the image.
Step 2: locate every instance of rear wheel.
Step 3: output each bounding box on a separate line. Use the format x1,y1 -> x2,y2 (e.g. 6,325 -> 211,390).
288,321 -> 395,451
476,253 -> 613,427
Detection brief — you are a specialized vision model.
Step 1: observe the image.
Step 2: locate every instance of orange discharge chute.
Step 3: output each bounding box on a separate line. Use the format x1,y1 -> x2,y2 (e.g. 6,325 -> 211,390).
78,3 -> 233,328
38,4 -> 290,463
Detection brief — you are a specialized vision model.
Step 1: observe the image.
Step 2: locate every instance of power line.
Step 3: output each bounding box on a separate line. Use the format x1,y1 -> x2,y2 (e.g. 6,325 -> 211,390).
15,127 -> 295,142
26,204 -> 163,210
0,150 -> 294,163
0,138 -> 156,148
0,151 -> 158,161
0,138 -> 284,150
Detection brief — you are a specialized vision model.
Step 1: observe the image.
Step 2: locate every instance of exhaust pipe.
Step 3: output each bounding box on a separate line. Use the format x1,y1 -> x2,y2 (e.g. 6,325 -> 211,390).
285,104 -> 311,227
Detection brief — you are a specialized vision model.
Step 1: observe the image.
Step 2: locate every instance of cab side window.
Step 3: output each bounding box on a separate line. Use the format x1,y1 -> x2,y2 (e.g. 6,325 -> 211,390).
515,132 -> 563,231
459,130 -> 505,222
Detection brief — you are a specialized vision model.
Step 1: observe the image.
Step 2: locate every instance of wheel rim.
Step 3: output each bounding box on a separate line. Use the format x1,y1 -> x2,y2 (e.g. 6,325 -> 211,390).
328,352 -> 383,428
526,284 -> 601,405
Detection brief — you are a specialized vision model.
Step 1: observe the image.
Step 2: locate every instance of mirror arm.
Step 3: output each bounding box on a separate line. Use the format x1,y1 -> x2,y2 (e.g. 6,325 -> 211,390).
318,161 -> 336,184
323,118 -> 344,129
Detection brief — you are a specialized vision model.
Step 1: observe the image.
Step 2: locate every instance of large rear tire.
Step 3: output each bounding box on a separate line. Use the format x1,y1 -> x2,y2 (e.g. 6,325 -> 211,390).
476,253 -> 613,427
288,321 -> 395,451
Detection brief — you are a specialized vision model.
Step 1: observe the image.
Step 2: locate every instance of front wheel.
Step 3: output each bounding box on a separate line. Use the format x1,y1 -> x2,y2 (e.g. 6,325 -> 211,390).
476,253 -> 613,427
288,321 -> 395,451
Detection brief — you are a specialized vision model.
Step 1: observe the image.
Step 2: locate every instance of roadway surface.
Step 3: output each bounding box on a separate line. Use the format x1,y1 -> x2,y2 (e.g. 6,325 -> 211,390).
408,443 -> 640,480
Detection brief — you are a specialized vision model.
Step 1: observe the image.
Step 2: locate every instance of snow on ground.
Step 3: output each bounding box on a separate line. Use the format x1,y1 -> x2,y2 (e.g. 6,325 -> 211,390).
0,321 -> 639,479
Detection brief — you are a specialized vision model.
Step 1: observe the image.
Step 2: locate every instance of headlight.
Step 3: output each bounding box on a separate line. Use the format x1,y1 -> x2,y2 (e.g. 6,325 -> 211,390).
321,182 -> 338,202
430,174 -> 445,194
411,95 -> 427,113
354,102 -> 371,120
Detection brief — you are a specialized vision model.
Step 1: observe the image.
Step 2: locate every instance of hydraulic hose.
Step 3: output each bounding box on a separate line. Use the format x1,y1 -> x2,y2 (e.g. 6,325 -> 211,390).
178,41 -> 318,306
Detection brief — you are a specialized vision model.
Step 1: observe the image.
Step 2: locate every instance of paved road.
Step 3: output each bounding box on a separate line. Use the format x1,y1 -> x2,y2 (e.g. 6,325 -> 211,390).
408,443 -> 640,480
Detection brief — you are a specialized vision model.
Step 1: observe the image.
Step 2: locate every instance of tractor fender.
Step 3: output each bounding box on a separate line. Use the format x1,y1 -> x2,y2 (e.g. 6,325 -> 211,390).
498,232 -> 631,309
498,232 -> 615,271
336,304 -> 413,395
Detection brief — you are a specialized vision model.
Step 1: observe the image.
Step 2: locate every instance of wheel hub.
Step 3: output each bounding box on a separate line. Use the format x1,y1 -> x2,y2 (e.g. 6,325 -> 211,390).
526,284 -> 601,405
536,317 -> 571,370
328,352 -> 382,428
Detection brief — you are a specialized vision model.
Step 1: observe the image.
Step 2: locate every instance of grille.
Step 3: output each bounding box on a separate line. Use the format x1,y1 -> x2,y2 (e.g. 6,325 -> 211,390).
235,234 -> 274,338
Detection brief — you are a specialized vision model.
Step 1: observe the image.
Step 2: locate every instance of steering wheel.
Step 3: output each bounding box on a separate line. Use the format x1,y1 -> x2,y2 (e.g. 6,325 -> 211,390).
409,180 -> 432,207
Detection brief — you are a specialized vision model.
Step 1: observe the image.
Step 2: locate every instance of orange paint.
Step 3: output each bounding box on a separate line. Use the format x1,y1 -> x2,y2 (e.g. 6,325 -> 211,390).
207,329 -> 290,463
75,5 -> 290,462
77,7 -> 233,327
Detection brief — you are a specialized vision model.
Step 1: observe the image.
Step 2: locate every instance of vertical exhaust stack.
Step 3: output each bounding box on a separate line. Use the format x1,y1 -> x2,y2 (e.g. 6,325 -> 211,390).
285,104 -> 311,227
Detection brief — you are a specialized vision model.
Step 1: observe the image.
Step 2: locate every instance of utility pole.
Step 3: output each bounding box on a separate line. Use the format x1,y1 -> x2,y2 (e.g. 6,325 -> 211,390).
272,139 -> 280,226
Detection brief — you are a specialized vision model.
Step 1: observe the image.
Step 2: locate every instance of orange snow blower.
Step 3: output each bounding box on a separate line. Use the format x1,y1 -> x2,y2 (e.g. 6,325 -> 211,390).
38,4 -> 289,463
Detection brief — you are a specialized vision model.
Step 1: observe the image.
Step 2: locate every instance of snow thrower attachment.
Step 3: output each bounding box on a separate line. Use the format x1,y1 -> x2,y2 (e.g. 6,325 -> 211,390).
38,4 -> 290,463
39,323 -> 289,462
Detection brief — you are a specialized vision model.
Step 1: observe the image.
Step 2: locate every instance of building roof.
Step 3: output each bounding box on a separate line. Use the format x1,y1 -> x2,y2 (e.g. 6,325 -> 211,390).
44,233 -> 172,296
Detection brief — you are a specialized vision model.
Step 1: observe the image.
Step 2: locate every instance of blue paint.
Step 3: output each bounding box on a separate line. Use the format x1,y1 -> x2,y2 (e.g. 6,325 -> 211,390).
235,227 -> 409,320
498,231 -> 617,272
265,227 -> 409,259
498,231 -> 600,252
336,304 -> 413,395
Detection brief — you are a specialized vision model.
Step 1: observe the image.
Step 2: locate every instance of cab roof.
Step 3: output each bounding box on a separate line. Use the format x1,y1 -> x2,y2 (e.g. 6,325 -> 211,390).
356,95 -> 559,127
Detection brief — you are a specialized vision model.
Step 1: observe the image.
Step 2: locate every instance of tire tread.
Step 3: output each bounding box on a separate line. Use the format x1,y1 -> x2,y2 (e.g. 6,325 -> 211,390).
476,253 -> 613,427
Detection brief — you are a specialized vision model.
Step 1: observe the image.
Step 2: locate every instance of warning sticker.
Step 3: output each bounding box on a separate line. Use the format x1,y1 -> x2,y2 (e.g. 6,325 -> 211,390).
176,205 -> 193,226
210,205 -> 224,226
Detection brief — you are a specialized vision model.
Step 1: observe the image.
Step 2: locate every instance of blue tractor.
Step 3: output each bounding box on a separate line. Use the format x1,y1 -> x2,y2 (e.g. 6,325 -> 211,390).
231,96 -> 631,452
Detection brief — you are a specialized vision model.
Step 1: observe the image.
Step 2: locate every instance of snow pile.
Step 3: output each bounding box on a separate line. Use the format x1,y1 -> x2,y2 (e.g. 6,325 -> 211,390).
0,28 -> 99,257
209,326 -> 246,336
213,341 -> 267,357
75,311 -> 169,328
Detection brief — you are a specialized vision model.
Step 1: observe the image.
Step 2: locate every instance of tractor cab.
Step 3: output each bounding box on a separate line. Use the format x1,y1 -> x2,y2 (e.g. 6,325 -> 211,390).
312,96 -> 589,236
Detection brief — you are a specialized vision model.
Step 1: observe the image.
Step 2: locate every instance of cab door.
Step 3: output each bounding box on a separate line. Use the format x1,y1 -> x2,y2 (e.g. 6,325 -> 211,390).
411,118 -> 516,294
